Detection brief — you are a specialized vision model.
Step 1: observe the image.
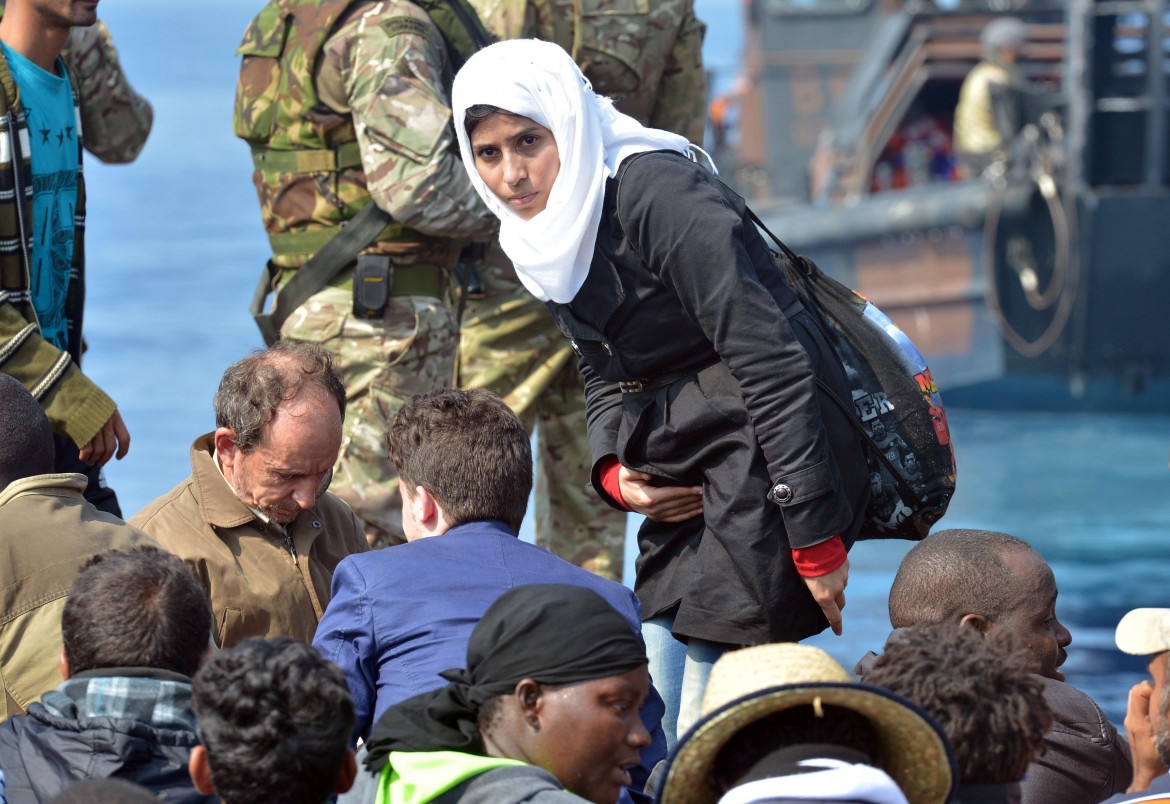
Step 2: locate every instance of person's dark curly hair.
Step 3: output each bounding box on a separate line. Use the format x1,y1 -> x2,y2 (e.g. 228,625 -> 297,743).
191,638 -> 355,804
865,623 -> 1052,784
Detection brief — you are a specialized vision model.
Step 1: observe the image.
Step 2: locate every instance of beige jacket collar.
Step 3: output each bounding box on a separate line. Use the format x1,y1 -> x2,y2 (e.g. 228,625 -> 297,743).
188,433 -> 267,530
0,472 -> 88,507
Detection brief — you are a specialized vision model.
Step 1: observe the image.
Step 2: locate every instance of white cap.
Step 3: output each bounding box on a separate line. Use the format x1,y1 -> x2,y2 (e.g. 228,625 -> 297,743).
1115,608 -> 1170,656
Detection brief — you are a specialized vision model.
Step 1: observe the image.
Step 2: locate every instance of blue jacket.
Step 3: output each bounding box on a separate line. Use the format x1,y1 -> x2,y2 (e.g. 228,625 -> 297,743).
312,519 -> 665,787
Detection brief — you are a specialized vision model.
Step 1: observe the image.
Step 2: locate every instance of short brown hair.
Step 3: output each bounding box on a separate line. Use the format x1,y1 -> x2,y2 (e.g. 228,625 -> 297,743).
388,389 -> 531,532
62,547 -> 211,678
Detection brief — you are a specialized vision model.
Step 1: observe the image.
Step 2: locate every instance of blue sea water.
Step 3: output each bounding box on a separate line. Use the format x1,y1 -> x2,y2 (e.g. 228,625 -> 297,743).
79,0 -> 1169,725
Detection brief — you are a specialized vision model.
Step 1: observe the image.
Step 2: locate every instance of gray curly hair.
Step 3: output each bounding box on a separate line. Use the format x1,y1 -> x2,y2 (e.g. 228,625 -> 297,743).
213,341 -> 346,451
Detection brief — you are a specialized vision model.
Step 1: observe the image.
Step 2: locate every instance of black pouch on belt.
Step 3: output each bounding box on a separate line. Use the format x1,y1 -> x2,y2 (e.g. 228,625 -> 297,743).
353,255 -> 392,319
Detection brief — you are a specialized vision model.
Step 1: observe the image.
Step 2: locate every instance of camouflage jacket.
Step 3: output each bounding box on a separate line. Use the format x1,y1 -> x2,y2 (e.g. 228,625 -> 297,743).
233,0 -> 496,271
64,21 -> 153,164
0,52 -> 115,450
470,0 -> 707,142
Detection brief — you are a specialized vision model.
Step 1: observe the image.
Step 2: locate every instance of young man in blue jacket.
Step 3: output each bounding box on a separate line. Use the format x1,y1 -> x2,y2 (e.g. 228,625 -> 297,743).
313,388 -> 664,801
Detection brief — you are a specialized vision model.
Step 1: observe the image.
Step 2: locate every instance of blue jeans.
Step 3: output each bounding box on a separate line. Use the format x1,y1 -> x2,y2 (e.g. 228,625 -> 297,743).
642,616 -> 728,752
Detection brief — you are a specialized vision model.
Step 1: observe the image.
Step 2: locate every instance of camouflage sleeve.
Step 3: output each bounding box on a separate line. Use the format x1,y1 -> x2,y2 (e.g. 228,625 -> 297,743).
319,2 -> 497,242
63,21 -> 153,165
648,3 -> 707,145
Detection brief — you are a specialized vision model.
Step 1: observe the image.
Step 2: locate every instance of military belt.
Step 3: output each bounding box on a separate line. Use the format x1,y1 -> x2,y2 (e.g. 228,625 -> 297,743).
268,221 -> 450,259
251,142 -> 363,174
280,262 -> 446,298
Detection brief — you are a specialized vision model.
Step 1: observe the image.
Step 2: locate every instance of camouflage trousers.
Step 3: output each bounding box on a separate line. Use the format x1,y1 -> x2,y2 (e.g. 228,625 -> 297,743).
282,285 -> 457,547
458,269 -> 628,581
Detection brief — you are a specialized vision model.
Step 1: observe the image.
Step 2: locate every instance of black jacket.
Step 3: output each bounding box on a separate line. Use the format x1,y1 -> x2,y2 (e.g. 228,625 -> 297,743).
547,151 -> 868,645
0,671 -> 213,803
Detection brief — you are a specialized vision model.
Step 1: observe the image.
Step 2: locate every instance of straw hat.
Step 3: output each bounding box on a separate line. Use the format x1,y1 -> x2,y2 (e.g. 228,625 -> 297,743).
658,644 -> 955,804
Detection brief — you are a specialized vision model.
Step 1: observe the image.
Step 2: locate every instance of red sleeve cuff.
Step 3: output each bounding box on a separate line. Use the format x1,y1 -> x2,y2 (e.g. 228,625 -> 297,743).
598,455 -> 632,512
792,536 -> 846,577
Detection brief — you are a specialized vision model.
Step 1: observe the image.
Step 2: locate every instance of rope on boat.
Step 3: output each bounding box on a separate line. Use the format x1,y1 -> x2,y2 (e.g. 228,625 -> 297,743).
981,117 -> 1079,358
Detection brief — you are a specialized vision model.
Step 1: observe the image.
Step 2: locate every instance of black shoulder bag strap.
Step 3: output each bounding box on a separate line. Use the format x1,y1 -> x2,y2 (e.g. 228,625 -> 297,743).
747,207 -> 926,509
250,202 -> 392,345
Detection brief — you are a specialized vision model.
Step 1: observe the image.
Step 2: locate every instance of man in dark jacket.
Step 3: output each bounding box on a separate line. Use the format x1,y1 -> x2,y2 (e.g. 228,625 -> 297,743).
857,529 -> 1132,804
0,547 -> 214,803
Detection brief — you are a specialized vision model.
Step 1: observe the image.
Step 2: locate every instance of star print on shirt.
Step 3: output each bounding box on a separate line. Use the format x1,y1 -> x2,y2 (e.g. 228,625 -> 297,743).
40,129 -> 50,144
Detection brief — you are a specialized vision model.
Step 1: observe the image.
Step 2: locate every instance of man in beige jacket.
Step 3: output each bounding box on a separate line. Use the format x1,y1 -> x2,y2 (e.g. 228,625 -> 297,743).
0,375 -> 155,721
132,342 -> 369,648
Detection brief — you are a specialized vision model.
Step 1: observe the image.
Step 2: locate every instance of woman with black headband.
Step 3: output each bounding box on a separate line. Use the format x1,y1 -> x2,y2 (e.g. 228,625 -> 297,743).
362,584 -> 653,804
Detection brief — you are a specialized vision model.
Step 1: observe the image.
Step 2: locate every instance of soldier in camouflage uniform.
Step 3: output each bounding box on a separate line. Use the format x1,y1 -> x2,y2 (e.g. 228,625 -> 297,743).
457,0 -> 707,580
233,0 -> 496,547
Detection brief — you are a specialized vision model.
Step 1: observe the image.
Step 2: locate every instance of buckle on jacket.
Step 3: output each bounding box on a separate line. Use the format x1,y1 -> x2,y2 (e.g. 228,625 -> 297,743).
619,381 -> 644,393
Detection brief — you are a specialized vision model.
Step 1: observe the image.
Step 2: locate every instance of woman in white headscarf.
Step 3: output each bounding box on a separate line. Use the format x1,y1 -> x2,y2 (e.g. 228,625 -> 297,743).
451,39 -> 869,747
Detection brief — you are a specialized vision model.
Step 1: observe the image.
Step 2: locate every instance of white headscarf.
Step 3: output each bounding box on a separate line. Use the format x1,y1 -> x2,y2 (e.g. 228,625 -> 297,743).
452,39 -> 690,303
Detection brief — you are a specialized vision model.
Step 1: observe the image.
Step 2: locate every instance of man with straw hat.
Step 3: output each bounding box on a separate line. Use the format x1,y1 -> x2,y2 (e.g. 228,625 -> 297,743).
656,644 -> 955,804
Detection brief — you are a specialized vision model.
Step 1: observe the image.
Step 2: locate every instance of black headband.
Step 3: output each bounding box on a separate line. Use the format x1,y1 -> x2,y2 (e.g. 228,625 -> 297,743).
365,583 -> 647,772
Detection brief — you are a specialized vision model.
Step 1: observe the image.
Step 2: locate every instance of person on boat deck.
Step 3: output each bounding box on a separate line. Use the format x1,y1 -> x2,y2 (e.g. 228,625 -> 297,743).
0,547 -> 214,802
362,583 -> 653,804
130,342 -> 369,648
0,374 -> 155,723
655,643 -> 956,804
953,16 -> 1030,178
450,38 -> 870,746
855,529 -> 1132,804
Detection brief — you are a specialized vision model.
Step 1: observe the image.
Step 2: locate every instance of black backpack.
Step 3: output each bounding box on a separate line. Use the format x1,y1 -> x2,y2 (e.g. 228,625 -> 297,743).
750,211 -> 957,541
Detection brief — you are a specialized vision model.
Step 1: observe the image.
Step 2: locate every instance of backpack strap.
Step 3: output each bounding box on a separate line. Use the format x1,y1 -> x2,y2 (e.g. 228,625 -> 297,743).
747,207 -> 928,510
748,207 -> 800,263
